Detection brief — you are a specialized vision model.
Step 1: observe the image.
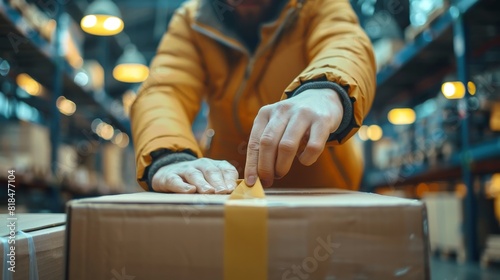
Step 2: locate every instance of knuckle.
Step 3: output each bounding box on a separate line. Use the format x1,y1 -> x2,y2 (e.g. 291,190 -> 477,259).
297,106 -> 317,117
185,169 -> 202,179
198,158 -> 211,164
220,160 -> 236,170
258,167 -> 274,179
260,134 -> 275,147
204,167 -> 220,176
278,139 -> 296,154
163,175 -> 178,187
259,105 -> 271,114
153,174 -> 174,189
247,141 -> 260,152
274,102 -> 291,113
307,142 -> 324,154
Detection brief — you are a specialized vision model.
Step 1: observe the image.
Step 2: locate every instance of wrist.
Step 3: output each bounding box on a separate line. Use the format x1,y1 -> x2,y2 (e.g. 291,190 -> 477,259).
287,81 -> 356,142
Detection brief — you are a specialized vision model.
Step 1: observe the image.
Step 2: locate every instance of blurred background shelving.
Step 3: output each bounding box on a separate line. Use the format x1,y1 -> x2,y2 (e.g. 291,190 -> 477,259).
355,0 -> 500,266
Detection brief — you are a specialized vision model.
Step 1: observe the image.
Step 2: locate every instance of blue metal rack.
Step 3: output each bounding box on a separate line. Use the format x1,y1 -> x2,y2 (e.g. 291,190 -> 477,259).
372,0 -> 500,112
365,0 -> 500,262
0,1 -> 130,133
364,137 -> 500,190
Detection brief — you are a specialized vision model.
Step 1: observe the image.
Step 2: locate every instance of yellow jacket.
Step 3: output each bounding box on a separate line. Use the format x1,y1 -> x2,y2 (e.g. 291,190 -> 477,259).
131,0 -> 376,191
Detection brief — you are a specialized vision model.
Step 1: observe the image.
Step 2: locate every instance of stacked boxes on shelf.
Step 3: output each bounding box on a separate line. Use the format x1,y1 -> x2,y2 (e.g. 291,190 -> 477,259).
0,120 -> 139,194
372,66 -> 500,177
0,121 -> 51,181
423,189 -> 498,262
405,0 -> 450,41
423,192 -> 466,261
8,0 -> 84,69
59,142 -> 141,194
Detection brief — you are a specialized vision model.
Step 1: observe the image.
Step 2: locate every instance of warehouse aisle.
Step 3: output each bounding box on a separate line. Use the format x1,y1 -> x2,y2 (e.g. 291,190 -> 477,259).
431,257 -> 500,280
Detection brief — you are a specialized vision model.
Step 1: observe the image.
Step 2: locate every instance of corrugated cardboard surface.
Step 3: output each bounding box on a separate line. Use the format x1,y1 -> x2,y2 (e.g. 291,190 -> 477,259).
0,214 -> 66,280
66,190 -> 430,279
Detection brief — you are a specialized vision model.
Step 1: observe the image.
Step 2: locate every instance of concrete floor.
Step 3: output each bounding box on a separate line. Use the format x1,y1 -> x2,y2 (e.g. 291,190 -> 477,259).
431,257 -> 500,280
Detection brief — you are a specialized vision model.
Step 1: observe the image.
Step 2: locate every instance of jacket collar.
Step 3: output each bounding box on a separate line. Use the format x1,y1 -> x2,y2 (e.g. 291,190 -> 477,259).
193,0 -> 300,54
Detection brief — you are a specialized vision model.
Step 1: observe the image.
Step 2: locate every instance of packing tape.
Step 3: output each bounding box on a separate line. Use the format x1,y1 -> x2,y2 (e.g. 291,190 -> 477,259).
224,178 -> 268,280
0,231 -> 39,280
1,236 -> 13,280
19,231 -> 39,280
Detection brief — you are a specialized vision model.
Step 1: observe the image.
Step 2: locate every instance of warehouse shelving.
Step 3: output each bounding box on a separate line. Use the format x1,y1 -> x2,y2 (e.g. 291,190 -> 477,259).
363,0 -> 500,263
0,0 -> 138,208
374,0 -> 500,111
0,1 -> 130,133
363,137 -> 500,190
366,0 -> 500,188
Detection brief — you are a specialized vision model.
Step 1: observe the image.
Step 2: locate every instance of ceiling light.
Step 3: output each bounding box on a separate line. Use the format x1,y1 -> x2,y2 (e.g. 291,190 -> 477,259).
16,73 -> 42,96
112,131 -> 130,148
91,118 -> 103,133
99,123 -> 114,140
81,0 -> 123,36
358,125 -> 369,141
117,133 -> 129,148
467,81 -> 476,95
367,125 -> 383,141
113,45 -> 149,83
56,96 -> 77,116
441,81 -> 465,99
388,108 -> 416,125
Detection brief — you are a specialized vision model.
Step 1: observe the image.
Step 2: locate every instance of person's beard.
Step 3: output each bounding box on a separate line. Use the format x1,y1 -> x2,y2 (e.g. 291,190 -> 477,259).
228,0 -> 275,31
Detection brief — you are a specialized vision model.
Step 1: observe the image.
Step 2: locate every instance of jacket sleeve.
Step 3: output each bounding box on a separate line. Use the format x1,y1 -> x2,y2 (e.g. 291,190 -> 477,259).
131,5 -> 205,191
284,0 -> 376,144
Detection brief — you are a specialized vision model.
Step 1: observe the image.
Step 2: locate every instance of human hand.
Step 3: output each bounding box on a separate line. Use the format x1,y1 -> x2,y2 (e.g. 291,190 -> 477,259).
244,88 -> 344,187
152,158 -> 238,193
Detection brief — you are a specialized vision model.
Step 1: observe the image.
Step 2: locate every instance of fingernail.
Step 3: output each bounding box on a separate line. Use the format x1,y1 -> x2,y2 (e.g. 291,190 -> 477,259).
246,176 -> 256,186
203,185 -> 213,193
262,180 -> 272,187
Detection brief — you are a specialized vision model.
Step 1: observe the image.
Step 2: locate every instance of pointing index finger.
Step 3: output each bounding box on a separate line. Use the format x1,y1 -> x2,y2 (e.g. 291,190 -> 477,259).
244,109 -> 269,186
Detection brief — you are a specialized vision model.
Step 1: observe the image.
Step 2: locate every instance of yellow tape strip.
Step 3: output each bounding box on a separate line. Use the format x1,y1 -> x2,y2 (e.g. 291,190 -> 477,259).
224,178 -> 267,280
229,178 -> 266,200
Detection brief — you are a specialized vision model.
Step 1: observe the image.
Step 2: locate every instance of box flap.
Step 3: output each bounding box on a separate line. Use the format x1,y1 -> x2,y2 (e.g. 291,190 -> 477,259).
69,189 -> 422,208
0,214 -> 66,237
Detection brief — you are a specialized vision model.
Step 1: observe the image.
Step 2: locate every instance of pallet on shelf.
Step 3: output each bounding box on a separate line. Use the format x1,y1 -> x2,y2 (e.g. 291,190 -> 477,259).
481,235 -> 500,268
405,4 -> 449,42
423,192 -> 467,262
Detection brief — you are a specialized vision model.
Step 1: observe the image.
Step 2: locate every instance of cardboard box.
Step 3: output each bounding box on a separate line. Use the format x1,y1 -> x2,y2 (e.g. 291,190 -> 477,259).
0,214 -> 66,280
423,193 -> 464,257
66,190 -> 430,279
373,39 -> 405,71
0,122 -> 51,180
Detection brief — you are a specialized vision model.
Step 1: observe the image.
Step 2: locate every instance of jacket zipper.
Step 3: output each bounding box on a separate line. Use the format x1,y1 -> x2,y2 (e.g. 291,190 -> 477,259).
231,8 -> 297,136
192,6 -> 297,136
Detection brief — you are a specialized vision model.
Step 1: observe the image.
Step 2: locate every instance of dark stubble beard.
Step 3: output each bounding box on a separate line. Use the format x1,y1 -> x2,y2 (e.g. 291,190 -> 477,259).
230,1 -> 276,43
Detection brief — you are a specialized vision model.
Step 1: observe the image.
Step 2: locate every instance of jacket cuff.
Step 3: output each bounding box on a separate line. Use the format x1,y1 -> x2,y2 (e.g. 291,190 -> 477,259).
145,150 -> 198,192
287,81 -> 355,142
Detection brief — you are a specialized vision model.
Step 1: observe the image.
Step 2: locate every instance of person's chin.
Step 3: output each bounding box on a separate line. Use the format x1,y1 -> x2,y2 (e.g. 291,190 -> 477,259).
236,11 -> 262,24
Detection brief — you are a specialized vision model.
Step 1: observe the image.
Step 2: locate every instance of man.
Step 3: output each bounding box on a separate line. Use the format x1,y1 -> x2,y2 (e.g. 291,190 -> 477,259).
131,0 -> 376,193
